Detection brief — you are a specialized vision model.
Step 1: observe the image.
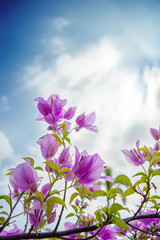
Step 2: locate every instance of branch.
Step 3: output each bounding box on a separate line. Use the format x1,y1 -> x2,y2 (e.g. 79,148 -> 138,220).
1,213 -> 160,239
0,191 -> 25,233
54,181 -> 67,232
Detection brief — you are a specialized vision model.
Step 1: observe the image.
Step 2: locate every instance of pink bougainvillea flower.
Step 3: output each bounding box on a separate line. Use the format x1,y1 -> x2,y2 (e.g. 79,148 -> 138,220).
76,112 -> 98,132
72,146 -> 104,185
0,224 -> 23,236
94,225 -> 117,240
47,210 -> 56,224
29,200 -> 45,229
41,183 -> 51,198
9,159 -> 38,193
150,127 -> 160,141
154,142 -> 160,151
100,176 -> 114,184
64,107 -> 76,120
64,222 -> 77,239
35,97 -> 52,117
58,147 -> 72,169
35,94 -> 67,125
121,140 -> 145,166
37,134 -> 59,159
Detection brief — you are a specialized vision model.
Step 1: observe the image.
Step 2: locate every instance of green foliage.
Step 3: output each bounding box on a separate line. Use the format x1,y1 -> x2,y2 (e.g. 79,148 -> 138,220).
114,174 -> 132,187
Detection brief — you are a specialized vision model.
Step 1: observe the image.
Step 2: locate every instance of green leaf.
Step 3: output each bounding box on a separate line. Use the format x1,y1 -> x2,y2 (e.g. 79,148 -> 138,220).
133,172 -> 146,177
47,197 -> 67,209
24,196 -> 39,205
90,190 -> 106,198
34,166 -> 43,171
0,195 -> 11,207
71,205 -> 78,214
65,213 -> 75,218
50,189 -> 60,196
44,198 -> 55,219
151,156 -> 160,166
65,137 -> 71,144
69,192 -> 79,204
36,191 -> 44,201
139,147 -> 151,155
150,195 -> 160,200
114,175 -> 132,187
6,171 -> 12,176
0,217 -> 5,225
59,167 -> 71,173
122,188 -> 135,198
94,210 -> 102,225
45,161 -> 59,174
110,203 -> 125,215
108,188 -> 122,196
112,216 -> 129,230
0,211 -> 8,216
38,219 -> 46,229
102,206 -> 109,216
51,134 -> 62,146
152,169 -> 160,177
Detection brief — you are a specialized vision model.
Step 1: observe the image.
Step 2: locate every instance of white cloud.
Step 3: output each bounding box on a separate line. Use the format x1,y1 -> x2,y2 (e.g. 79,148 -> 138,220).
0,132 -> 14,163
50,37 -> 66,54
143,66 -> 160,121
21,36 -> 160,179
0,132 -> 16,193
53,17 -> 70,30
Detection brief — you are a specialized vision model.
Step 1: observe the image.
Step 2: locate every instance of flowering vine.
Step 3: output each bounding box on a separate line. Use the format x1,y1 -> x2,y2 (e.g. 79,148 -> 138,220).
0,94 -> 160,239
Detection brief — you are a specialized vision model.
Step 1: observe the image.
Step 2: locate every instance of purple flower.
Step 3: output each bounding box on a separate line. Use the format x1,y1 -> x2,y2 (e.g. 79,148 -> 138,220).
150,127 -> 160,141
29,200 -> 45,229
58,147 -> 72,169
47,210 -> 56,224
35,94 -> 67,125
41,183 -> 51,197
76,112 -> 98,132
64,107 -> 76,120
35,97 -> 52,117
64,222 -> 77,239
154,142 -> 160,151
94,225 -> 117,240
72,146 -> 104,185
37,134 -> 59,159
121,140 -> 145,166
9,159 -> 38,193
0,224 -> 23,236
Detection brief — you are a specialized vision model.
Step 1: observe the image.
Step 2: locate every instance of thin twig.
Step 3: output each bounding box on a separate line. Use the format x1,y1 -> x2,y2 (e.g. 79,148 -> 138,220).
54,181 -> 67,232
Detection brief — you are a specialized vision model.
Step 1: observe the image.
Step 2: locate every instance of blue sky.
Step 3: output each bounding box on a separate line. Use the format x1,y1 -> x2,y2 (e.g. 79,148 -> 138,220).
1,0 -> 160,197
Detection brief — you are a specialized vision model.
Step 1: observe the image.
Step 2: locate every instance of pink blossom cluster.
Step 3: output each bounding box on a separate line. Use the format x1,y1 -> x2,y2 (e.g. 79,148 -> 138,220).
1,94 -> 160,239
